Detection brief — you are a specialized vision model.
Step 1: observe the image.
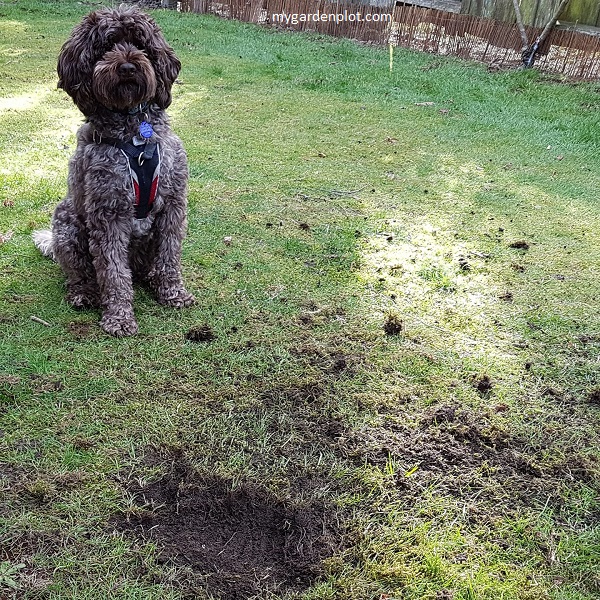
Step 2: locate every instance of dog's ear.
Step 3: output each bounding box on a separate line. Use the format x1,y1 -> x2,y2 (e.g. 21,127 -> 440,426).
57,11 -> 101,116
153,43 -> 181,109
141,19 -> 181,109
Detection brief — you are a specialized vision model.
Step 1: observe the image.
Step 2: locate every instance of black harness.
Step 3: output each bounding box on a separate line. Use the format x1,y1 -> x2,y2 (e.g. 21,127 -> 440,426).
116,139 -> 160,220
93,105 -> 161,220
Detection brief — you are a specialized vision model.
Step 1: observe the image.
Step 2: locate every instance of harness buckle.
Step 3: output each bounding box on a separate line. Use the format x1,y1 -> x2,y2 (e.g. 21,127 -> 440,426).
138,153 -> 145,166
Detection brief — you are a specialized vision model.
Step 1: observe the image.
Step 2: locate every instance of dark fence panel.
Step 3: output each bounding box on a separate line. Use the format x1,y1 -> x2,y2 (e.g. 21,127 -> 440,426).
178,0 -> 600,80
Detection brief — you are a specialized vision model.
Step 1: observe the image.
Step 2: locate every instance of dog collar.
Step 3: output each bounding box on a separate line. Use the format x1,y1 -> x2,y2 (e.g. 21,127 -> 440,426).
104,101 -> 150,116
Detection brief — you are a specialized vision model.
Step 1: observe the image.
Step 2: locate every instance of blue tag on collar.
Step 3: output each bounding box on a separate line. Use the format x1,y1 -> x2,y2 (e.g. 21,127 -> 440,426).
139,121 -> 153,139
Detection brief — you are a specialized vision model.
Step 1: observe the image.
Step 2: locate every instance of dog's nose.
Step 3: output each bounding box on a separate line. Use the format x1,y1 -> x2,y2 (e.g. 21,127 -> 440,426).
118,62 -> 136,78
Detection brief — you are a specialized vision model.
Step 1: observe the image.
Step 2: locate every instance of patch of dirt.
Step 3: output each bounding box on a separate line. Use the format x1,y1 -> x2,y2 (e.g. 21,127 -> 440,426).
29,375 -> 63,394
0,530 -> 65,562
0,374 -> 20,386
116,455 -> 343,599
185,324 -> 216,343
4,469 -> 89,507
337,405 -> 580,511
420,404 -> 457,426
551,455 -> 599,484
457,256 -> 471,272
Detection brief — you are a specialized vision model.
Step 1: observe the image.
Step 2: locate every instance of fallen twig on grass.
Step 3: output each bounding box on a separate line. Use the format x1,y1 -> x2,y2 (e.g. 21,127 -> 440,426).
30,315 -> 51,327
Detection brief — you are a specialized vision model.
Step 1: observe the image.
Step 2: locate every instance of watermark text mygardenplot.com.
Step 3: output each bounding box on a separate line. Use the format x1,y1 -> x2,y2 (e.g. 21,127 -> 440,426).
271,10 -> 392,25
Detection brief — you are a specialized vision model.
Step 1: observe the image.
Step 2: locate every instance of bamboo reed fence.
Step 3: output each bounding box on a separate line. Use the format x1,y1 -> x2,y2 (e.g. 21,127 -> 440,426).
177,0 -> 600,79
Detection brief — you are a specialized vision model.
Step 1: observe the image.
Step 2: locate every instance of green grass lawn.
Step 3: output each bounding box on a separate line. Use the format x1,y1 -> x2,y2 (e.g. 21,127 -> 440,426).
1,1 -> 599,598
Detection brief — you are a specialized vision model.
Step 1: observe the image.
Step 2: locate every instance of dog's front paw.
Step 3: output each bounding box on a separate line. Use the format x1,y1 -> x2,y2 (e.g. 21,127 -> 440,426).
157,288 -> 195,308
100,311 -> 139,337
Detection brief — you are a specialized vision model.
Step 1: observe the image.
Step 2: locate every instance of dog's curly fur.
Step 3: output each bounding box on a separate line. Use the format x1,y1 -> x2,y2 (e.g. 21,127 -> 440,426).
33,5 -> 194,336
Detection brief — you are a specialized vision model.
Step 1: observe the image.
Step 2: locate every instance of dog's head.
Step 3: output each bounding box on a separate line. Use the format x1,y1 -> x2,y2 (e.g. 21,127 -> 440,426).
57,6 -> 180,115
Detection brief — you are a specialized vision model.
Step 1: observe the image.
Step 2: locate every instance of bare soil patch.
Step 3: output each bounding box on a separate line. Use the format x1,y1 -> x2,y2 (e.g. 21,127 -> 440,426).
116,453 -> 343,599
339,404 -> 597,514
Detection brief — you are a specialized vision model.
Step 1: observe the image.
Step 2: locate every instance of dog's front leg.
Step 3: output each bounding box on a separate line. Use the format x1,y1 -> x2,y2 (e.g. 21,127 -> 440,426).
88,209 -> 138,337
150,204 -> 195,309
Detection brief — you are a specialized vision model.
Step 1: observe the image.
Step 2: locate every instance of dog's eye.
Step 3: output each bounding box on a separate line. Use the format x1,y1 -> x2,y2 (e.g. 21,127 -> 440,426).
105,28 -> 119,44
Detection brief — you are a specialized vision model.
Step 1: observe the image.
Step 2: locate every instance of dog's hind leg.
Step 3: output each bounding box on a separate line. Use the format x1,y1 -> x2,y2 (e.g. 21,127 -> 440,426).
51,198 -> 100,308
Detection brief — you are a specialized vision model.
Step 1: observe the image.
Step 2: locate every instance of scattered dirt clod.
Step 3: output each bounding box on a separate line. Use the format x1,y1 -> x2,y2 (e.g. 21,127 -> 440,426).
457,256 -> 471,271
509,240 -> 529,250
383,312 -> 404,336
474,374 -> 493,395
185,325 -> 216,343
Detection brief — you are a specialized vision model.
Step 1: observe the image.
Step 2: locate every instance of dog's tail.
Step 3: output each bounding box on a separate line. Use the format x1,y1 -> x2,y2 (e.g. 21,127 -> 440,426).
32,229 -> 55,259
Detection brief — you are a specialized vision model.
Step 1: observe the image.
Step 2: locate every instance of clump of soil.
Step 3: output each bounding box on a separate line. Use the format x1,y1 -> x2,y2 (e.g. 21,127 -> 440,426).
185,325 -> 215,343
509,240 -> 529,250
474,374 -> 493,395
383,311 -> 404,336
116,458 -> 342,599
457,256 -> 470,271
